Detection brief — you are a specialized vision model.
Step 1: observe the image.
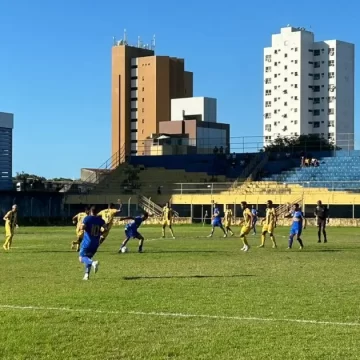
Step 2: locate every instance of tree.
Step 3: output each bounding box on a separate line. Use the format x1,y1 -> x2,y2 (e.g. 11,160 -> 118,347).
14,172 -> 46,181
263,134 -> 340,153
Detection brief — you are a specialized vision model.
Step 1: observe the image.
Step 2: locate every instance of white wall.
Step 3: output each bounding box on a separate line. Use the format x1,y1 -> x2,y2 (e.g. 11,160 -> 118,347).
171,97 -> 217,122
0,112 -> 14,129
263,27 -> 355,149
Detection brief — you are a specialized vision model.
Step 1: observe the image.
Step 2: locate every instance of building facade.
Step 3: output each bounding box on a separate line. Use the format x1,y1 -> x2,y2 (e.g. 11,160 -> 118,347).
0,112 -> 13,190
111,42 -> 193,161
263,26 -> 355,149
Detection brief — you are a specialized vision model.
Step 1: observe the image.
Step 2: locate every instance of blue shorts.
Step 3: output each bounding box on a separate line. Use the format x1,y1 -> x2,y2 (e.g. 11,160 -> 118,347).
212,219 -> 222,227
290,226 -> 302,236
79,244 -> 99,258
125,228 -> 141,239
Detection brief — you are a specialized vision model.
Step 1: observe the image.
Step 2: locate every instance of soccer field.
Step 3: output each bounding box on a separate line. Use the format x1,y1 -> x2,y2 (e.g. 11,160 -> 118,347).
1,225 -> 360,360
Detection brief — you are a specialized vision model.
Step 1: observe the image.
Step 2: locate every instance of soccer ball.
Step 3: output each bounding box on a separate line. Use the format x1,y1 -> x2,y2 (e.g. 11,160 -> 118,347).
121,247 -> 128,253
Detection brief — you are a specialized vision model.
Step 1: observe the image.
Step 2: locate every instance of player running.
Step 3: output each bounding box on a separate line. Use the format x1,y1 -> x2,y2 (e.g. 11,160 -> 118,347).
259,200 -> 277,248
224,206 -> 234,236
239,201 -> 253,252
162,202 -> 175,239
314,200 -> 329,243
71,206 -> 90,251
98,200 -> 122,244
288,204 -> 306,250
251,205 -> 258,235
78,206 -> 107,281
3,204 -> 18,251
119,212 -> 149,253
207,203 -> 227,238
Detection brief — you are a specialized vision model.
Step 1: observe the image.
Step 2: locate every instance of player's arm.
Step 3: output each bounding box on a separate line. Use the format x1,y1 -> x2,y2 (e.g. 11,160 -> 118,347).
302,214 -> 307,230
3,211 -> 10,221
99,220 -> 108,244
72,214 -> 78,224
80,216 -> 88,231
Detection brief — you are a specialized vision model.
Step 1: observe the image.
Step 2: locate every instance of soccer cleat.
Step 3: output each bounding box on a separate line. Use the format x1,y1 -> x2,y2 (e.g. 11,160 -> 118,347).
207,234 -> 213,238
172,236 -> 176,239
92,261 -> 99,274
317,240 -> 321,243
287,247 -> 292,250
243,245 -> 250,252
258,244 -> 264,248
272,245 -> 278,249
299,246 -> 304,250
223,234 -> 227,238
83,273 -> 89,281
3,244 -> 8,251
138,249 -> 143,253
240,245 -> 246,251
324,240 -> 328,243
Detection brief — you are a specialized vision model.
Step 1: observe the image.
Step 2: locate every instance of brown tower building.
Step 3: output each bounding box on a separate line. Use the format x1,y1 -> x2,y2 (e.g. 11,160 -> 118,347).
112,42 -> 193,162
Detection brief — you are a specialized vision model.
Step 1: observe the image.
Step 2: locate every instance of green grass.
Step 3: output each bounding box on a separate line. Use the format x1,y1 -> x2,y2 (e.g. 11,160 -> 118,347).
1,225 -> 360,359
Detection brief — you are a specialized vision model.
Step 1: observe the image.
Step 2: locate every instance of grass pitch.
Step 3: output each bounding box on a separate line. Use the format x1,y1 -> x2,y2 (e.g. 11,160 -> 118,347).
1,225 -> 360,359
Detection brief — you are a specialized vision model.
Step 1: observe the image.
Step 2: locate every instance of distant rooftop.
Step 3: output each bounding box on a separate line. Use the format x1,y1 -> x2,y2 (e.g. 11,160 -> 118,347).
113,29 -> 155,51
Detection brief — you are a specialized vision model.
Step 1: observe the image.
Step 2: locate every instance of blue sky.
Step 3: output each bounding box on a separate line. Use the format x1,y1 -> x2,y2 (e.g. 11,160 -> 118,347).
0,0 -> 358,178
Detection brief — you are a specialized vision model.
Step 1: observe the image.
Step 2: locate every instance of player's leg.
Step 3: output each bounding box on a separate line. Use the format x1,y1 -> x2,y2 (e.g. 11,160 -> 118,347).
296,232 -> 304,249
259,226 -> 267,248
137,233 -> 145,253
220,224 -> 227,237
288,230 -> 295,249
208,223 -> 215,237
322,222 -> 327,243
162,222 -> 166,238
226,226 -> 234,236
119,230 -> 131,252
76,233 -> 84,252
252,220 -> 257,235
3,226 -> 12,250
168,224 -> 175,239
269,230 -> 277,248
240,227 -> 249,251
317,223 -> 322,243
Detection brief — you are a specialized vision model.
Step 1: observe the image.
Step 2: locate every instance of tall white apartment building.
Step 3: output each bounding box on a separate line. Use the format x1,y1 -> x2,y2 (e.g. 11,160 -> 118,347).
263,26 -> 355,149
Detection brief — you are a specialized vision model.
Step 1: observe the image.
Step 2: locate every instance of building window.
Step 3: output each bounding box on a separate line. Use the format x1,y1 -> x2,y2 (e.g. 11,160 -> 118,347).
294,60 -> 298,64
265,136 -> 272,141
294,108 -> 298,113
329,48 -> 335,56
284,77 -> 288,82
294,47 -> 298,52
142,87 -> 144,91
313,98 -> 320,104
142,108 -> 144,113
284,102 -> 288,106
283,90 -> 288,94
284,53 -> 288,58
294,84 -> 298,88
274,98 -> 277,102
265,55 -> 272,62
294,72 -> 298,76
314,73 -> 320,80
329,72 -> 335,79
314,110 -> 320,116
142,119 -> 144,123
265,66 -> 271,72
142,98 -> 144,102
313,86 -> 320,92
142,76 -> 144,80
294,120 -> 298,124
329,108 -> 335,115
274,110 -> 277,114
265,90 -> 272,96
308,61 -> 313,65
265,78 -> 272,84
284,65 -> 288,70
265,101 -> 271,107
314,49 -> 321,56
313,121 -> 320,128
314,62 -> 320,68
265,124 -> 271,131
274,50 -> 278,54
328,96 -> 335,103
265,113 -> 271,119
328,121 -> 335,127
329,60 -> 335,67
141,129 -> 144,134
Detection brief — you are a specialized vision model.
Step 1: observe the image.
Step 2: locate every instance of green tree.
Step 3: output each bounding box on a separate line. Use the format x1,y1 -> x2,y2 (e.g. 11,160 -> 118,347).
264,134 -> 340,153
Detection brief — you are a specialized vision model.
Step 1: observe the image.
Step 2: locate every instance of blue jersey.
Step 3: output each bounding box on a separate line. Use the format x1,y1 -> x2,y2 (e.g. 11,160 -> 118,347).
251,209 -> 258,218
82,215 -> 106,247
213,207 -> 221,219
126,216 -> 143,231
291,210 -> 303,227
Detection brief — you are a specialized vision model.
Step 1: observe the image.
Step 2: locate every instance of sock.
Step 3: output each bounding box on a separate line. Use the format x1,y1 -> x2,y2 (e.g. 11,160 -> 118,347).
253,226 -> 257,234
162,228 -> 165,237
85,264 -> 92,275
210,228 -> 214,236
270,235 -> 276,246
298,238 -> 304,247
318,230 -> 321,241
81,257 -> 93,266
261,234 -> 265,246
228,227 -> 234,235
170,228 -> 175,237
288,235 -> 294,248
323,230 -> 327,241
242,236 -> 249,246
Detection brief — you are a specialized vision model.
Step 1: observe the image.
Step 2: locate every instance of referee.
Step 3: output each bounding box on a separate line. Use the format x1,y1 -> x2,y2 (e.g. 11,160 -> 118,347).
314,200 -> 329,243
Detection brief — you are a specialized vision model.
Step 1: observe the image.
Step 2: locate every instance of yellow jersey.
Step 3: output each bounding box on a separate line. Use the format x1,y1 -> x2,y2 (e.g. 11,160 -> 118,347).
98,209 -> 118,225
162,206 -> 173,221
225,209 -> 232,222
265,208 -> 276,226
243,208 -> 252,228
4,210 -> 17,228
74,212 -> 87,228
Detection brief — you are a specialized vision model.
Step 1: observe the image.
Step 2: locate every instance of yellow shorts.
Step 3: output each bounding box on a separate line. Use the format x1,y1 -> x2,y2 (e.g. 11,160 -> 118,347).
162,220 -> 172,227
240,226 -> 251,236
5,224 -> 14,237
262,225 -> 275,234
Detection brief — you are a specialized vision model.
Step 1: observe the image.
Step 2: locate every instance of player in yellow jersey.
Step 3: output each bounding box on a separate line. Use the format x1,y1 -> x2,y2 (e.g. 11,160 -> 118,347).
71,206 -> 90,251
98,200 -> 122,244
224,206 -> 234,236
259,200 -> 277,248
239,201 -> 253,252
162,202 -> 175,239
3,204 -> 18,251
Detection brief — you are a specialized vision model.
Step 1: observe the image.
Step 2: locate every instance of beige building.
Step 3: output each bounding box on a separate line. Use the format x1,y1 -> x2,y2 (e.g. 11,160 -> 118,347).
111,42 -> 193,162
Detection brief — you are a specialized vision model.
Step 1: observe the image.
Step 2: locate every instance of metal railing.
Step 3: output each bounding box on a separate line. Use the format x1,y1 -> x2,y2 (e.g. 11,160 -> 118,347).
138,195 -> 179,217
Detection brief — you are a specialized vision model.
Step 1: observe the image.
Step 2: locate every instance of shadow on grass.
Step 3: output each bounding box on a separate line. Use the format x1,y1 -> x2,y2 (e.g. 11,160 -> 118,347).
123,274 -> 254,280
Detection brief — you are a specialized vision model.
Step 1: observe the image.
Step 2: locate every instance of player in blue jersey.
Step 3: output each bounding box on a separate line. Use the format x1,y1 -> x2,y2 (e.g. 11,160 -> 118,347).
79,206 -> 107,281
251,205 -> 258,235
288,204 -> 307,250
207,203 -> 227,238
119,212 -> 149,253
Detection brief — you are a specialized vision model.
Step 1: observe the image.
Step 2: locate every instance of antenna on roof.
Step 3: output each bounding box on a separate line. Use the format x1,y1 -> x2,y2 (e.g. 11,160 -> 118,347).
137,36 -> 141,48
123,29 -> 127,45
151,34 -> 156,51
112,36 -> 116,46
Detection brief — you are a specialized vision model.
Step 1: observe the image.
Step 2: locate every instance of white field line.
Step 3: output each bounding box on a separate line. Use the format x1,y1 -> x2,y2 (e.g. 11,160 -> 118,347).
0,304 -> 359,327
